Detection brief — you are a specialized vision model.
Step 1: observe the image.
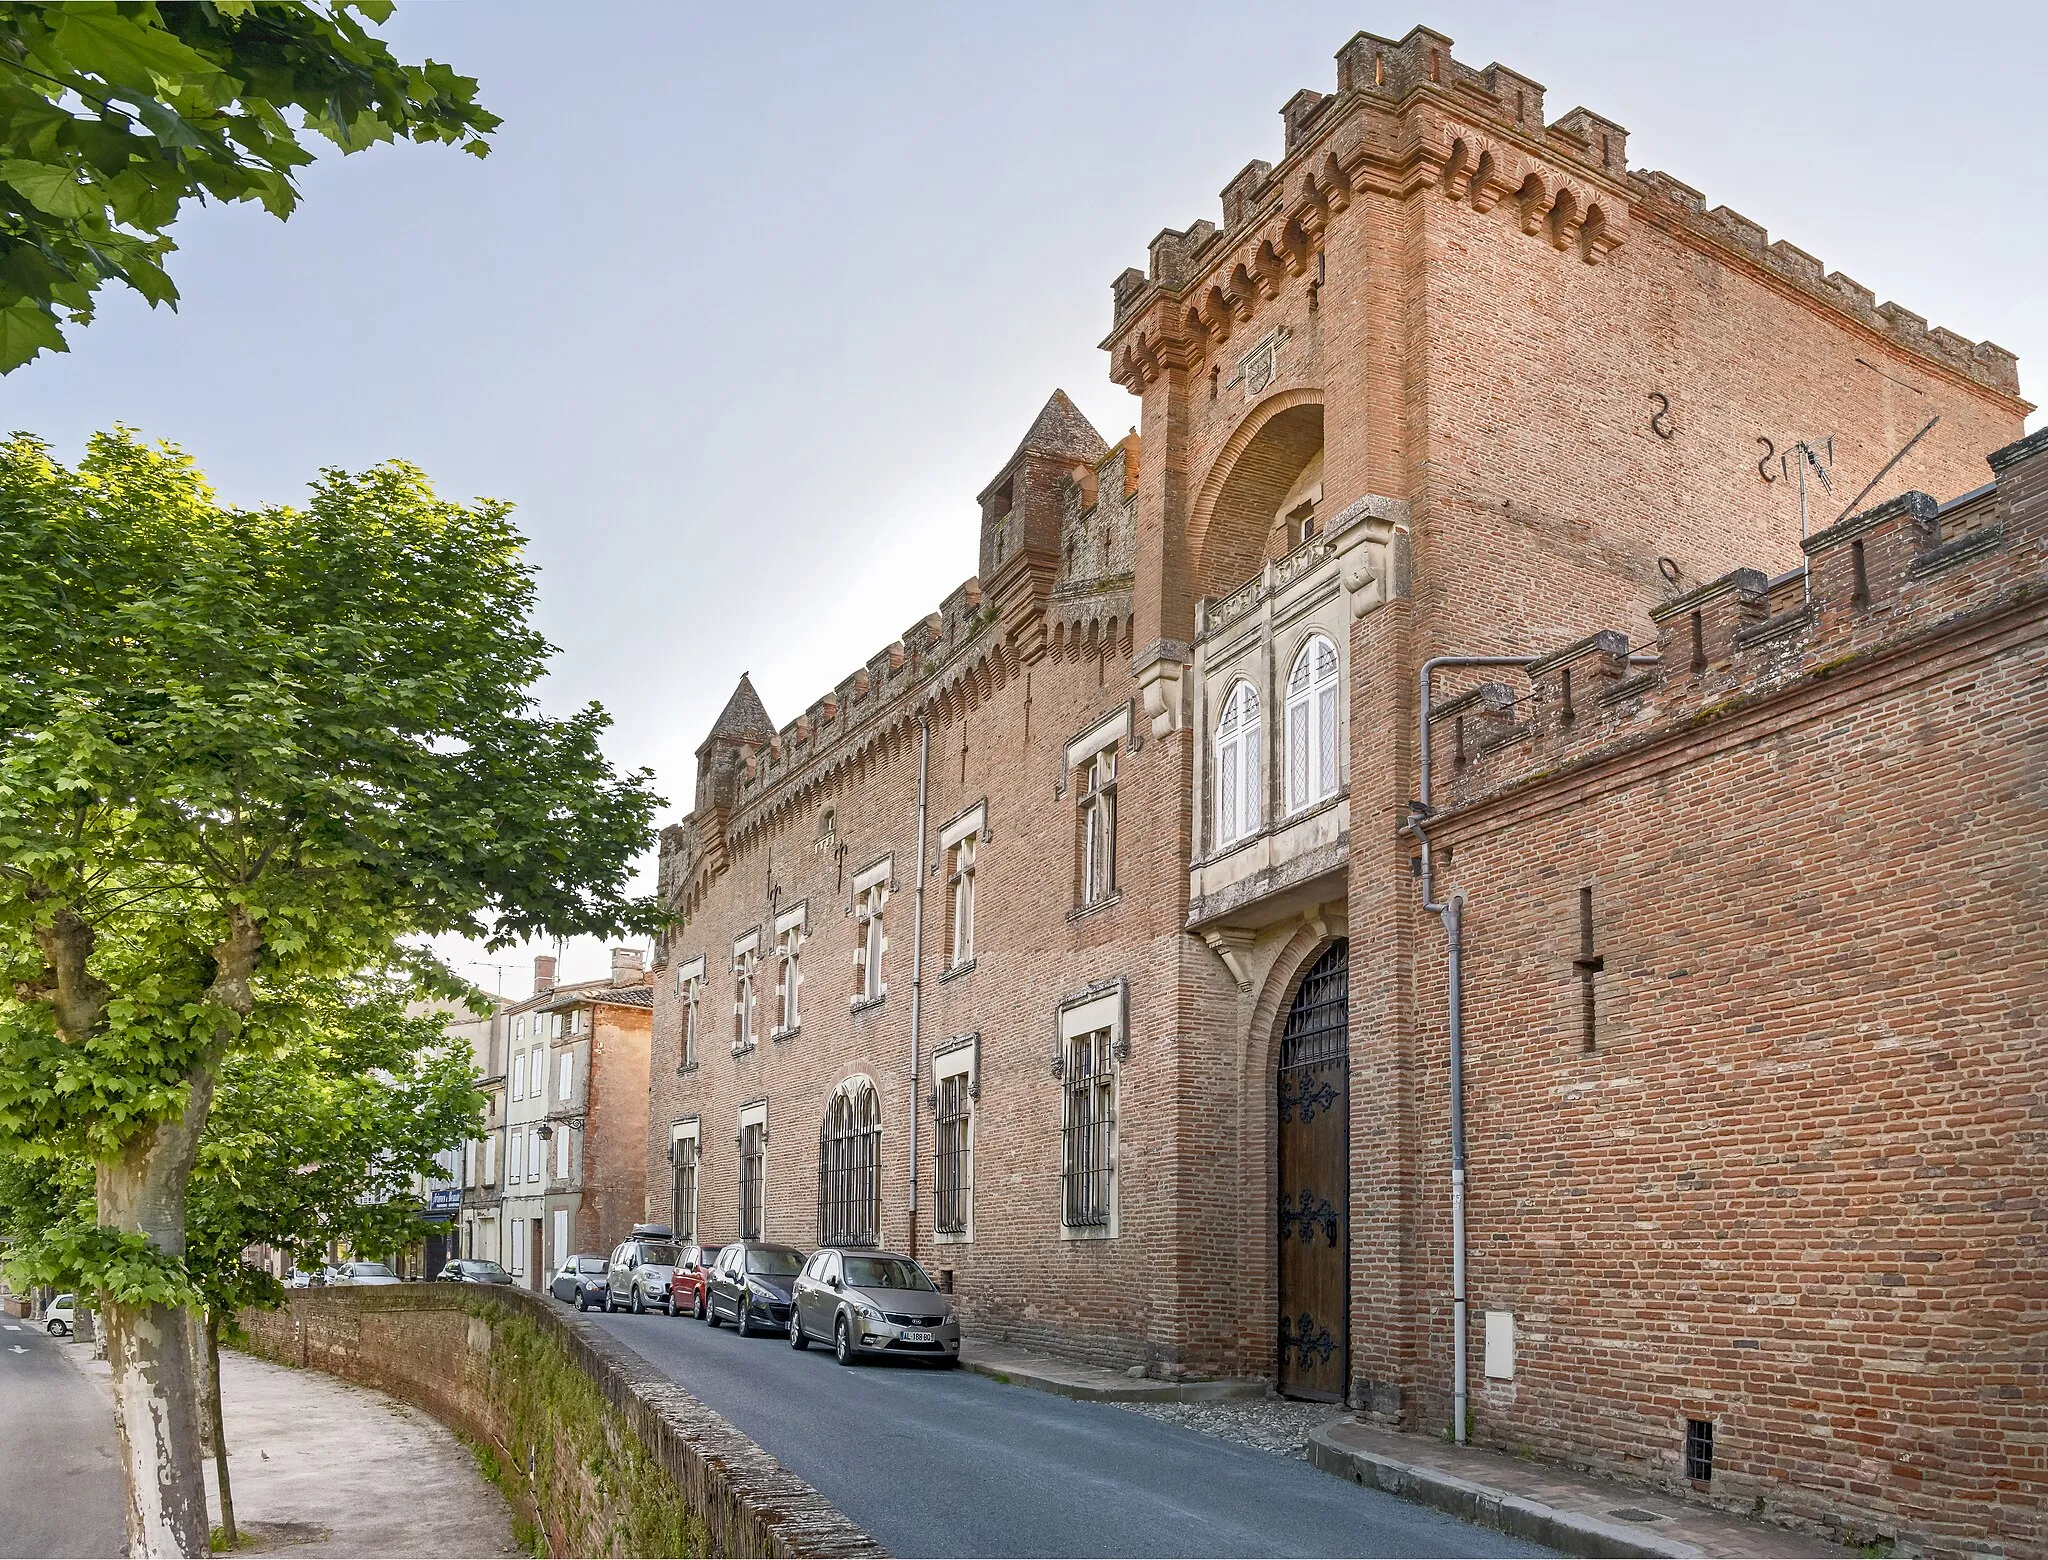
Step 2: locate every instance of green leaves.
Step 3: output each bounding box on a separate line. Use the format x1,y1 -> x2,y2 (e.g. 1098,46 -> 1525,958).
0,2 -> 499,370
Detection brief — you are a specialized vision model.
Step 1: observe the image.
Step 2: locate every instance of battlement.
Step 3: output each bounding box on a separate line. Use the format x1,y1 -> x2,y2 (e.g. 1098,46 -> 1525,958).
1105,24 -> 2023,402
1434,425 -> 2048,811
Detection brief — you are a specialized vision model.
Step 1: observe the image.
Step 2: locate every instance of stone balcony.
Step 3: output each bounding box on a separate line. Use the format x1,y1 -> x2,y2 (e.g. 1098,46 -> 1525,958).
1186,496 -> 1406,933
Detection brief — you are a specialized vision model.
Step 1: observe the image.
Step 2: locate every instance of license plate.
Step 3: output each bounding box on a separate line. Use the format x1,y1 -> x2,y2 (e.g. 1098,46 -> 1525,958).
902,1329 -> 934,1343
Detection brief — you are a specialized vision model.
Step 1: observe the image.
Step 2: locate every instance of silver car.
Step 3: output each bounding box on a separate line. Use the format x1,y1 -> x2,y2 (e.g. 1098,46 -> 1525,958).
789,1248 -> 960,1366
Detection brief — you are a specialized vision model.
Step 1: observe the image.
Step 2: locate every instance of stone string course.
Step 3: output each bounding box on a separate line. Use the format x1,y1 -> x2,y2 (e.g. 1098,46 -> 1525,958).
239,1287 -> 884,1559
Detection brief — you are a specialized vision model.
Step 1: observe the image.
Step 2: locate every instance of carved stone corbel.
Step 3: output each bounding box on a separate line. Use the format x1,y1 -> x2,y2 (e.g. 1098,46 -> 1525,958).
1132,639 -> 1190,738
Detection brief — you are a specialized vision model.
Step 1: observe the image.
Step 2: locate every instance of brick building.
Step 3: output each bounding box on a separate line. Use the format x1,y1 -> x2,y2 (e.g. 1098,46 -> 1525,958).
646,27 -> 2039,1556
478,952 -> 653,1288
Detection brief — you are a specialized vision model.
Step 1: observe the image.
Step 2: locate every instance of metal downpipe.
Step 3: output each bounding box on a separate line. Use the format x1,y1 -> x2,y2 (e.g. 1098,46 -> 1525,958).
908,712 -> 930,1258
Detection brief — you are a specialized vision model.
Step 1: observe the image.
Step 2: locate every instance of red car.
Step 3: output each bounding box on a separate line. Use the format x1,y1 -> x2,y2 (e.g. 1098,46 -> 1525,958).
669,1242 -> 721,1319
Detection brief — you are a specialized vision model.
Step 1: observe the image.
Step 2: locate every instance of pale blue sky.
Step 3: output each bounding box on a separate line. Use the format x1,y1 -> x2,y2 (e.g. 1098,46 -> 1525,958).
10,2 -> 2041,991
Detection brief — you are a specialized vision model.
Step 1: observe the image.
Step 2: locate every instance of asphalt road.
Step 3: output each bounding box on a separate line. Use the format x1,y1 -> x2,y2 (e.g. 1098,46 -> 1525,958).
583,1304 -> 1547,1559
0,1316 -> 126,1559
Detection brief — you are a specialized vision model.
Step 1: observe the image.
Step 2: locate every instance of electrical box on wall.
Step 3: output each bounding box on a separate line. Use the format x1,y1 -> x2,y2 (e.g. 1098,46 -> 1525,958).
1485,1311 -> 1516,1380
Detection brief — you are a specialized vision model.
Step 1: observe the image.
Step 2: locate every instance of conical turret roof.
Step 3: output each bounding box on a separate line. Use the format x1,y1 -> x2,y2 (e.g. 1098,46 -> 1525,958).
706,672 -> 775,746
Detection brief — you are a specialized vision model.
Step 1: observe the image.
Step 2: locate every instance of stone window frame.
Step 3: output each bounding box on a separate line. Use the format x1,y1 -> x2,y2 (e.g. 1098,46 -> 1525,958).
737,1098 -> 768,1241
816,1073 -> 882,1249
731,928 -> 760,1054
938,801 -> 987,973
932,1034 -> 979,1244
851,855 -> 892,1009
773,900 -> 807,1039
669,1116 -> 700,1244
1213,677 -> 1264,850
1055,981 -> 1127,1240
1066,707 -> 1128,911
673,954 -> 705,1072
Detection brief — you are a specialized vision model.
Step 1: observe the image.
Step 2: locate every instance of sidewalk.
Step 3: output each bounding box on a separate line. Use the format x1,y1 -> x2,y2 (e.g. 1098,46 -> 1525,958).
65,1343 -> 518,1557
1310,1419 -> 1849,1560
962,1335 -> 1847,1559
959,1337 -> 1268,1402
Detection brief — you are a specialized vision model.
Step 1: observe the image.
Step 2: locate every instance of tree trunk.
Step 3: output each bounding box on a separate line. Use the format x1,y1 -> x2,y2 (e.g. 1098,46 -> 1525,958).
98,1094 -> 215,1559
207,1311 -> 236,1549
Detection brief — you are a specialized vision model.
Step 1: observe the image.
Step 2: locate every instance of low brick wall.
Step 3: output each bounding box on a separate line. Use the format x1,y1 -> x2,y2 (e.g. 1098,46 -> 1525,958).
239,1287 -> 883,1559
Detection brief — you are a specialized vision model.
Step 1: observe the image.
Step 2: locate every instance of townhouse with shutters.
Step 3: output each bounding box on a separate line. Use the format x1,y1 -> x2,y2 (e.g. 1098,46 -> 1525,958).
457,950 -> 655,1289
644,26 -> 2043,1558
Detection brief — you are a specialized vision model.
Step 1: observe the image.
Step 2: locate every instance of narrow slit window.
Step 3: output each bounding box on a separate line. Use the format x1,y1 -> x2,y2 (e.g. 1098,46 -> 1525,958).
1573,886 -> 1604,1053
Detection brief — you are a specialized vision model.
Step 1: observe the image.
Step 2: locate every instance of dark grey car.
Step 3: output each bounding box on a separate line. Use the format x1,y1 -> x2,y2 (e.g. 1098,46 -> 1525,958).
789,1248 -> 960,1366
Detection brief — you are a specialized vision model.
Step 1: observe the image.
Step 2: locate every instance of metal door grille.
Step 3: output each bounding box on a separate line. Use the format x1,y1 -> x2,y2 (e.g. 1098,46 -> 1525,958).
817,1083 -> 881,1247
1280,941 -> 1350,1069
672,1138 -> 697,1242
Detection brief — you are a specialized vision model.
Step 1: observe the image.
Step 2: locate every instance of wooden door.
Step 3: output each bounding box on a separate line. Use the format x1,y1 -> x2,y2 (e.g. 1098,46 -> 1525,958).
1276,940 -> 1349,1401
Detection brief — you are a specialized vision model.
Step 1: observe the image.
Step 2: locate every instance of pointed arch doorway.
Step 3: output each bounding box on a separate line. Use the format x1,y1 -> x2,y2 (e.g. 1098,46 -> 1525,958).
1276,938 -> 1349,1401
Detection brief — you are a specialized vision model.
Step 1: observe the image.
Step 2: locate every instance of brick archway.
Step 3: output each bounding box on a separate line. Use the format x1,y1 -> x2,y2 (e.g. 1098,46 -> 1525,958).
1187,388 -> 1325,603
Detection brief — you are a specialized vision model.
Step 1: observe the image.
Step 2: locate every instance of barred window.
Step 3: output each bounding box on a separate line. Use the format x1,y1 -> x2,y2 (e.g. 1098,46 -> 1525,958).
948,835 -> 976,968
1285,634 -> 1340,813
671,1133 -> 698,1242
1079,747 -> 1118,906
738,1119 -> 765,1240
818,1079 -> 881,1247
1061,1028 -> 1115,1229
934,1072 -> 972,1236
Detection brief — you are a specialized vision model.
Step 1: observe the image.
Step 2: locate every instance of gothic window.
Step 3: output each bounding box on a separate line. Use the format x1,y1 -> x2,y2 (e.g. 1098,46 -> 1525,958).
817,1079 -> 881,1248
1285,634 -> 1341,814
774,908 -> 804,1035
1061,1028 -> 1116,1229
1214,680 -> 1262,849
732,934 -> 758,1052
949,834 -> 976,968
680,973 -> 700,1069
1079,747 -> 1118,906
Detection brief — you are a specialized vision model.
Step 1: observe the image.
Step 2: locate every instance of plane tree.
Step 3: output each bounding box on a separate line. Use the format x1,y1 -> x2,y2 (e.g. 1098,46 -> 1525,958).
0,428 -> 659,1556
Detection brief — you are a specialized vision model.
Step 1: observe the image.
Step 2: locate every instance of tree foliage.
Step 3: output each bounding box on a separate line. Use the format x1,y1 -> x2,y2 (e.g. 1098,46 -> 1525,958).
0,425 -> 656,1174
0,1 -> 497,370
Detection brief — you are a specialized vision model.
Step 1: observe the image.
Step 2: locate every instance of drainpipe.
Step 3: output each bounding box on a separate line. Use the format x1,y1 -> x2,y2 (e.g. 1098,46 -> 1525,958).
1408,654 -> 1530,1446
909,712 -> 930,1259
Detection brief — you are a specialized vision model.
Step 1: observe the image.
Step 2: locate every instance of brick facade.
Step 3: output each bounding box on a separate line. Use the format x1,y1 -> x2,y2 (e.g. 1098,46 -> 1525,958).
645,26 -> 2037,1556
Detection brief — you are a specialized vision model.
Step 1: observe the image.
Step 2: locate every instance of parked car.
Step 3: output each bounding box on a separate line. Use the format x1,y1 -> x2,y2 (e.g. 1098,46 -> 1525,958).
285,1268 -> 327,1288
605,1231 -> 684,1315
44,1293 -> 75,1336
703,1241 -> 805,1336
329,1260 -> 403,1286
670,1243 -> 720,1320
550,1254 -> 610,1309
790,1248 -> 959,1367
437,1259 -> 514,1286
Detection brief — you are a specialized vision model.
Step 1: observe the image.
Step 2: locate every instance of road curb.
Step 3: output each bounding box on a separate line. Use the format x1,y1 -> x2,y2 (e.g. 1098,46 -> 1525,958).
961,1355 -> 1268,1403
1306,1425 -> 1702,1558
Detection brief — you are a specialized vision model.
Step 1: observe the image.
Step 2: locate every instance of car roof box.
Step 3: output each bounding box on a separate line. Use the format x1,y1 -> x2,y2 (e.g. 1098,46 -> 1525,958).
629,1223 -> 674,1240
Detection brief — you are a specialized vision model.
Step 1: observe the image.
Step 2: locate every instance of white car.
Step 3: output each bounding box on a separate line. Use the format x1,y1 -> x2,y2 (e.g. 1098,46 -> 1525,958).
329,1261 -> 403,1286
44,1293 -> 76,1336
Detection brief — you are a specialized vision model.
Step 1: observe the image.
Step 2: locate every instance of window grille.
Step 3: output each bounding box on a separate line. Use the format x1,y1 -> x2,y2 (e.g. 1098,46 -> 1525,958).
738,1121 -> 764,1239
1214,680 -> 1262,848
1279,939 -> 1350,1069
671,1136 -> 698,1241
934,1073 -> 971,1234
817,1082 -> 881,1247
855,883 -> 886,1002
1061,1028 -> 1115,1228
949,836 -> 976,967
1080,748 -> 1118,906
1285,635 -> 1341,813
1685,1419 -> 1714,1482
776,924 -> 801,1031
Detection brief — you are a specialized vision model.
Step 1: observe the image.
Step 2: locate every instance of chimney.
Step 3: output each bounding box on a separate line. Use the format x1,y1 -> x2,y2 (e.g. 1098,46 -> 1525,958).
610,946 -> 644,986
533,954 -> 556,995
